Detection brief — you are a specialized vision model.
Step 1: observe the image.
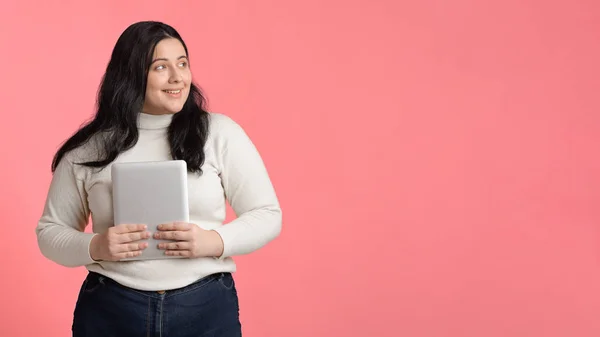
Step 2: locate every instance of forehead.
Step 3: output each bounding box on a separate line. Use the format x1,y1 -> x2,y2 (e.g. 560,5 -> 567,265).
152,38 -> 187,58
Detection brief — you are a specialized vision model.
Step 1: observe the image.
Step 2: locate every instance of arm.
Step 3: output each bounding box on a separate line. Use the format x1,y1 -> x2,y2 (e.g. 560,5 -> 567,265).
212,115 -> 283,259
35,155 -> 97,267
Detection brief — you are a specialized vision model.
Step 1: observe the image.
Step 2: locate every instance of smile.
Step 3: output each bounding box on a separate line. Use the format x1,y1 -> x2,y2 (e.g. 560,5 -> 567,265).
163,89 -> 181,94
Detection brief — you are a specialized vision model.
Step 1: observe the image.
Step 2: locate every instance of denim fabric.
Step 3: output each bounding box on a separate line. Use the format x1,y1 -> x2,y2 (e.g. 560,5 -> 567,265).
72,271 -> 242,337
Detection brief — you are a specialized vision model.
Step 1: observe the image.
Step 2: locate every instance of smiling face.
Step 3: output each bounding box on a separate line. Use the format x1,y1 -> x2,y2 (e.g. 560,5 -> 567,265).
142,38 -> 192,115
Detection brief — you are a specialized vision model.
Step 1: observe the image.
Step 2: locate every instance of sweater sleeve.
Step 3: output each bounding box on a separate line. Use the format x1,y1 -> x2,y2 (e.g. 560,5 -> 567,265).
212,115 -> 283,259
35,155 -> 97,267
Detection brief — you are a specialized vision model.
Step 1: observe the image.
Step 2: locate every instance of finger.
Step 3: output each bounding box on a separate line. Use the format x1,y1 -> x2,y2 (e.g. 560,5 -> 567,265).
164,250 -> 192,257
117,231 -> 151,244
114,223 -> 147,234
116,250 -> 144,260
158,241 -> 192,250
157,222 -> 191,231
114,242 -> 148,254
154,230 -> 191,241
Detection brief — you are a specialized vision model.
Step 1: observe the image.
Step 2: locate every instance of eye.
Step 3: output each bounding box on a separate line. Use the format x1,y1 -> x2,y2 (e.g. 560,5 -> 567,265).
178,61 -> 188,67
155,65 -> 165,70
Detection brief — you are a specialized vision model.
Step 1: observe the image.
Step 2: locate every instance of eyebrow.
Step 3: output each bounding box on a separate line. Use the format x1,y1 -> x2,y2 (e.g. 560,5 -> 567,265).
151,55 -> 188,64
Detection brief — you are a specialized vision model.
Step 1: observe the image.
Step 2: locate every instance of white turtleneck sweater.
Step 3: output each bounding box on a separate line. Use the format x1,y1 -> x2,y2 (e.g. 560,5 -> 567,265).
35,112 -> 282,291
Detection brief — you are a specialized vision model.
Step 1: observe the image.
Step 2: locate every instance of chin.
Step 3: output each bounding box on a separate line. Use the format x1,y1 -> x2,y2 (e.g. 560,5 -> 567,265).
173,106 -> 186,113
164,103 -> 186,114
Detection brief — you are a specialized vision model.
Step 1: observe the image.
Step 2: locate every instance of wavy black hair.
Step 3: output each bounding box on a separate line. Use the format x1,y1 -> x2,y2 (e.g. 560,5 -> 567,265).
51,21 -> 210,174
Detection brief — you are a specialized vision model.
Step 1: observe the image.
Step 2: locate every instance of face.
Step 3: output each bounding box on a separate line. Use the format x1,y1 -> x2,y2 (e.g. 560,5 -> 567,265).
142,38 -> 192,115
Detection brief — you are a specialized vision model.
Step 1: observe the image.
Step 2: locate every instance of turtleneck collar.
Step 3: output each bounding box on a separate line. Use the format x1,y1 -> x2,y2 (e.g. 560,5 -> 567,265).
137,112 -> 174,130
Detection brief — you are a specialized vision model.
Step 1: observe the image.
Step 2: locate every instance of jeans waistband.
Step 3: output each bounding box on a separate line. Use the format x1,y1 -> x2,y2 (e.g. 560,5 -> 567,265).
85,271 -> 229,297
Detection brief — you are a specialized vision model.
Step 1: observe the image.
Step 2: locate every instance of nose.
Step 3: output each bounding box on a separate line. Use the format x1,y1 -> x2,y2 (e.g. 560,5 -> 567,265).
169,68 -> 183,83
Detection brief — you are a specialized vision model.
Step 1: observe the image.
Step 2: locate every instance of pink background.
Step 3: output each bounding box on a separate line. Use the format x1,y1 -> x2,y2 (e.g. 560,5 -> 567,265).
1,0 -> 600,336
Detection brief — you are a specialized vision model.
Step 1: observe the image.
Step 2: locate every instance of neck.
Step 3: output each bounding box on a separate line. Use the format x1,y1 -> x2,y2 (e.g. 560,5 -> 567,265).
137,112 -> 174,130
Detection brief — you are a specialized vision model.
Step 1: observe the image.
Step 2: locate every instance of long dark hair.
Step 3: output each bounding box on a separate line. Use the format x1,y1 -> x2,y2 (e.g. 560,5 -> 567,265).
51,21 -> 210,174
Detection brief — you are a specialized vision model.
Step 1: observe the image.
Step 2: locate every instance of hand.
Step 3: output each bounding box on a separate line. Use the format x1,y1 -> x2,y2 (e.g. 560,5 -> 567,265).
154,222 -> 224,258
90,224 -> 151,261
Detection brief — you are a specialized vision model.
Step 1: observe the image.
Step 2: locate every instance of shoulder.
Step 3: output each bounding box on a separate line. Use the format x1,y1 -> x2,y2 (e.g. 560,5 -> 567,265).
206,112 -> 260,159
208,112 -> 242,132
55,132 -> 106,176
207,112 -> 249,143
65,133 -> 106,163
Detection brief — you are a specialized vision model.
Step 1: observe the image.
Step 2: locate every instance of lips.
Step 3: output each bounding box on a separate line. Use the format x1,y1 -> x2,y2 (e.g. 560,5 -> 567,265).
162,89 -> 181,94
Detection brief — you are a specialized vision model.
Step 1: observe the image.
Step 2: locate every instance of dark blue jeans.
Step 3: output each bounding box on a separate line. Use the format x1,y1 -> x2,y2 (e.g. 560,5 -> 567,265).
72,271 -> 242,337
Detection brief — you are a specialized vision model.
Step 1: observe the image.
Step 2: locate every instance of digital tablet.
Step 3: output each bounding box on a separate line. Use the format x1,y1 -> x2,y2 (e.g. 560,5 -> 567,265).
111,160 -> 189,261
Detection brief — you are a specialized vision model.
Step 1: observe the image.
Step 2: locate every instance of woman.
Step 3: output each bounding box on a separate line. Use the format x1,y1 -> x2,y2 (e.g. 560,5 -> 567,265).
35,21 -> 282,337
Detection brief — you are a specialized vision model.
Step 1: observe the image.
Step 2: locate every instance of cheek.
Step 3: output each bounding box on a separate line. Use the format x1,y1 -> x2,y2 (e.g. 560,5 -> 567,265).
146,75 -> 163,93
183,70 -> 193,85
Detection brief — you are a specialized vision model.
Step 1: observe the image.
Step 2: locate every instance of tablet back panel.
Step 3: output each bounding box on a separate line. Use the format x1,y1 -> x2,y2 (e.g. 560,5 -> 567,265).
111,160 -> 189,261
